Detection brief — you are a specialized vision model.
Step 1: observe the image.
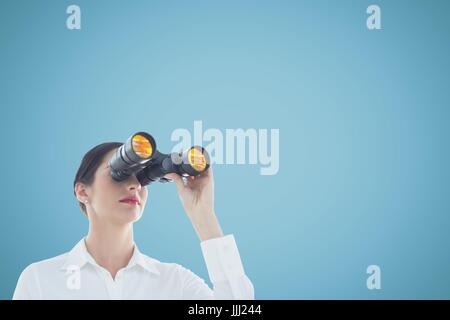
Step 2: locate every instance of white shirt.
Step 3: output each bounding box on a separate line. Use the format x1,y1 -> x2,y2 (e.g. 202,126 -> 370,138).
13,234 -> 254,300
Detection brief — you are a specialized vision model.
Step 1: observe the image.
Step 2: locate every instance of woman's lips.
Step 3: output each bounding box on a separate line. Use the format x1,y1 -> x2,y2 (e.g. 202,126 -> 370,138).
119,199 -> 139,206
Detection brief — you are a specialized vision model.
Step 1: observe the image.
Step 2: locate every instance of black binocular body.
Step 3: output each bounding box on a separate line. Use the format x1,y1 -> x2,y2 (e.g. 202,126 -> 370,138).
108,132 -> 210,186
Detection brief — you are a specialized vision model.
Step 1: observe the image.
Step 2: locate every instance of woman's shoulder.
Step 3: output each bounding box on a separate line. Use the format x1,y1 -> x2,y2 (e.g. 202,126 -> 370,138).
14,252 -> 71,299
20,251 -> 70,277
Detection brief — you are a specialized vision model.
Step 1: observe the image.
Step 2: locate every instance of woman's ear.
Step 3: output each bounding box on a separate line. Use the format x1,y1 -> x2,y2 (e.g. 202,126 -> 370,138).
74,182 -> 89,204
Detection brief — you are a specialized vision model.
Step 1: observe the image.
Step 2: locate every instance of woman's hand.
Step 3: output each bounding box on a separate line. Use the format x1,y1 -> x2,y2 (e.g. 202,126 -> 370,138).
165,166 -> 223,242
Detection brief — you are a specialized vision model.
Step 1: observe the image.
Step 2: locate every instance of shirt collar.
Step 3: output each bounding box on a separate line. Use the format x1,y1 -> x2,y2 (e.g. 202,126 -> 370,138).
128,243 -> 161,275
60,238 -> 160,276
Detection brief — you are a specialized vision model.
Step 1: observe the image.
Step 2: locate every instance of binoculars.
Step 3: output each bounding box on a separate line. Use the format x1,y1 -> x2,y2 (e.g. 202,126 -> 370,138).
109,132 -> 210,186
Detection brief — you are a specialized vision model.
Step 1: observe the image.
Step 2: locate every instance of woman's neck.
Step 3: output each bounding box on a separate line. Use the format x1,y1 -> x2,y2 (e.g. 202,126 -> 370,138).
85,220 -> 135,280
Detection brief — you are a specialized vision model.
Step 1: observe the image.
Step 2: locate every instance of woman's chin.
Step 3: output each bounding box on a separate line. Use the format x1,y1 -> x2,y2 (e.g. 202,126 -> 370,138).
116,207 -> 142,223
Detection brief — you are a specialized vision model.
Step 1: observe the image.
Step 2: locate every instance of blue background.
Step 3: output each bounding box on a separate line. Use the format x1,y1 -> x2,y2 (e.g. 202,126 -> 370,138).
1,0 -> 449,299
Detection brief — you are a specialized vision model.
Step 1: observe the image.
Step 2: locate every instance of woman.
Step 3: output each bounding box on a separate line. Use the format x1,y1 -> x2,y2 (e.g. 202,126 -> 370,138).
13,142 -> 254,299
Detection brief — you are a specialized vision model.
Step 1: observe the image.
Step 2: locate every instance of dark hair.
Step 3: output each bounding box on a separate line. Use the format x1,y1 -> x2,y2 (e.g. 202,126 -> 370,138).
73,142 -> 123,215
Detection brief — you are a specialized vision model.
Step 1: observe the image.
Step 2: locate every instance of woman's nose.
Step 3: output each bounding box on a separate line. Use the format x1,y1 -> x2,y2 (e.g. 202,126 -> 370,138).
126,175 -> 142,191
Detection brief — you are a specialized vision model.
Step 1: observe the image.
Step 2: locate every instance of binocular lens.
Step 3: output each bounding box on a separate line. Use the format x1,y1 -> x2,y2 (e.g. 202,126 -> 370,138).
109,132 -> 156,181
187,147 -> 207,172
132,134 -> 153,159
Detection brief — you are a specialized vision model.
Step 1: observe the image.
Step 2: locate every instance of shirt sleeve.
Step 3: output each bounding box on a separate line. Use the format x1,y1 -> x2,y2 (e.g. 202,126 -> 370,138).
180,234 -> 254,300
13,264 -> 42,300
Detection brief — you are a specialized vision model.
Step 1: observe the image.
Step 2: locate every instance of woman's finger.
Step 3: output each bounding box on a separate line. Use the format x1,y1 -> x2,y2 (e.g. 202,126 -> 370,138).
164,173 -> 185,192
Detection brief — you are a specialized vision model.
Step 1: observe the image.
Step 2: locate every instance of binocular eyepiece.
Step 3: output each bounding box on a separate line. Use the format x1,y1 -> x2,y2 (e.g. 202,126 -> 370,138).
108,132 -> 210,186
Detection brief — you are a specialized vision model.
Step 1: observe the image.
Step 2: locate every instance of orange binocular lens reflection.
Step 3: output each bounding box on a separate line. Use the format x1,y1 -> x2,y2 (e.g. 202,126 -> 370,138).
132,134 -> 153,159
187,147 -> 207,172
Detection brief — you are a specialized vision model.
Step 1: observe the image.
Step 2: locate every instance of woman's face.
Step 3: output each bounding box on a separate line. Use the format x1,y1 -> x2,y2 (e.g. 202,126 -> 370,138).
84,149 -> 148,225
